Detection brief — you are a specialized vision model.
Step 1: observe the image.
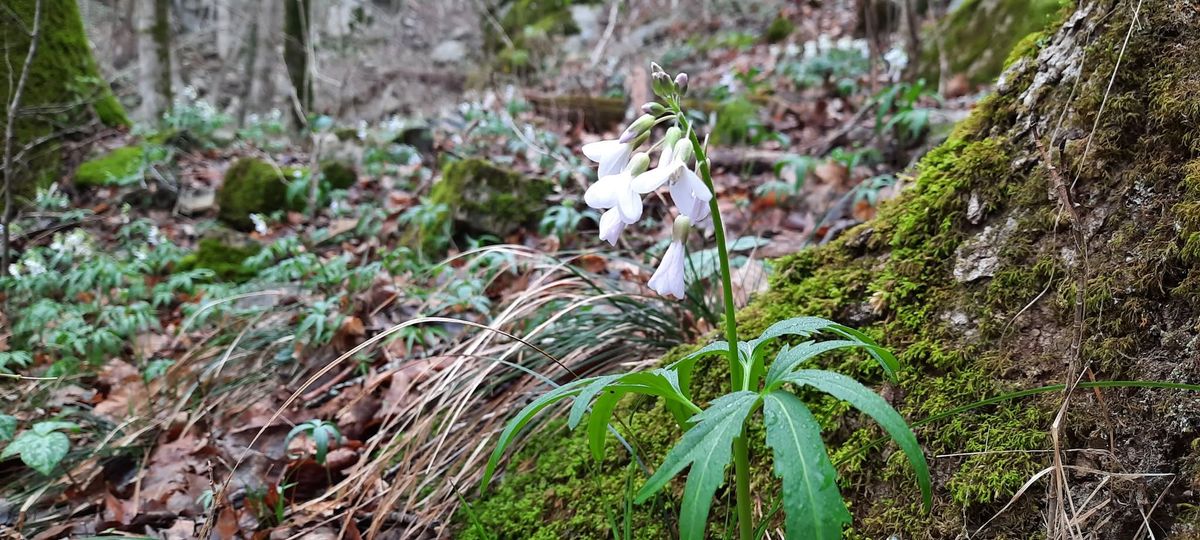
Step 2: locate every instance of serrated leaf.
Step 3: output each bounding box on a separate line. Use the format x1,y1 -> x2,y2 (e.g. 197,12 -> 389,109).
782,369 -> 931,509
3,430 -> 69,476
480,378 -> 591,490
0,415 -> 15,441
636,391 -> 759,540
763,391 -> 850,540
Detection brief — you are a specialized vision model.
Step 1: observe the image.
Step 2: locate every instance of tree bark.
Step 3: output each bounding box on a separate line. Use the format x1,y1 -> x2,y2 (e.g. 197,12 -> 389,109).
283,0 -> 313,130
0,0 -> 129,197
136,0 -> 172,123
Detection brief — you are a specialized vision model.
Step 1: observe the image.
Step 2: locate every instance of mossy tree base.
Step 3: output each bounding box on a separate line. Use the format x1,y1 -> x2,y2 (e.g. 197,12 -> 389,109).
466,2 -> 1200,538
1,0 -> 129,197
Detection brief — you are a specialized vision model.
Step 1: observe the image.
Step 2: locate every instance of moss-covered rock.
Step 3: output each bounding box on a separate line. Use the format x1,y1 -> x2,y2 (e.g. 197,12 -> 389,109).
1,0 -> 129,196
178,237 -> 261,282
430,158 -> 554,240
74,146 -> 145,187
764,15 -> 795,44
466,2 -> 1200,537
924,0 -> 1068,84
217,158 -> 289,231
320,160 -> 357,190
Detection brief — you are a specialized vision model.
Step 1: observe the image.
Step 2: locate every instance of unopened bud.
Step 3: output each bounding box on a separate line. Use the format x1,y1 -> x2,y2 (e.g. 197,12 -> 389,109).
625,152 -> 651,175
674,73 -> 689,96
641,102 -> 667,115
671,138 -> 694,165
652,71 -> 675,99
671,215 -> 692,242
619,114 -> 656,143
662,127 -> 683,153
650,62 -> 666,76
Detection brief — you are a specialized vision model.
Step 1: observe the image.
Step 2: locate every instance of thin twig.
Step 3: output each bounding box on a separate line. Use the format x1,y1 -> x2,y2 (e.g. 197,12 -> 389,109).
2,0 -> 42,271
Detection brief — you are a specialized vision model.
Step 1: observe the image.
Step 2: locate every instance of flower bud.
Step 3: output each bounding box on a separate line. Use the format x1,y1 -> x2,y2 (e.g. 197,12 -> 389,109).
662,126 -> 682,152
671,215 -> 692,242
619,114 -> 656,144
674,73 -> 689,96
652,71 -> 675,99
671,138 -> 694,165
625,152 -> 651,175
641,102 -> 667,116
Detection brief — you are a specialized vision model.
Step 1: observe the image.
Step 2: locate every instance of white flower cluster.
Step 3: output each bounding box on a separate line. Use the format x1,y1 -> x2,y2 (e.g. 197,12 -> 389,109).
579,64 -> 709,299
49,229 -> 93,259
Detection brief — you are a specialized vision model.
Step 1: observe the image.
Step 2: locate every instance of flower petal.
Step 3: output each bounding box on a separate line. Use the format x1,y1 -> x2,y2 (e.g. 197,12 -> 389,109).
615,186 -> 643,224
681,168 -> 712,202
631,164 -> 675,193
648,241 -> 687,299
598,144 -> 633,177
598,208 -> 625,246
582,139 -> 621,162
584,175 -> 622,209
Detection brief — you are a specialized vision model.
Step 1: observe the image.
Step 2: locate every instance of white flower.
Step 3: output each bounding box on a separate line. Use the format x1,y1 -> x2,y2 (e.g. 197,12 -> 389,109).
250,213 -> 269,235
598,208 -> 626,246
582,139 -> 634,177
7,264 -> 19,278
585,170 -> 642,224
647,216 -> 692,299
632,139 -> 713,225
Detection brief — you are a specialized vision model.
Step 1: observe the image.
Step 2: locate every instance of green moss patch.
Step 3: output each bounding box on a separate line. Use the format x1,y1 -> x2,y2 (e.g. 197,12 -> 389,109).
925,0 -> 1068,84
178,237 -> 261,282
321,160 -> 357,190
74,146 -> 145,187
217,158 -> 289,231
429,158 -> 553,240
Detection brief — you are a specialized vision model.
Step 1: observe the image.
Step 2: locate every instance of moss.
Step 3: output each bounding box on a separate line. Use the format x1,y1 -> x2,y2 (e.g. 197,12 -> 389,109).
320,160 -> 357,190
486,0 -> 582,52
713,96 -> 760,145
1003,31 -> 1045,70
177,238 -> 261,282
764,15 -> 794,44
74,146 -> 145,187
217,158 -> 289,231
1,0 -> 130,196
469,4 -> 1200,537
925,0 -> 1068,84
425,158 -> 553,247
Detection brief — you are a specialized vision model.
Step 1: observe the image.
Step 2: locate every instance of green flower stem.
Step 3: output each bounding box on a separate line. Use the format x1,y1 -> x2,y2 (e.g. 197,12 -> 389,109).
675,107 -> 753,540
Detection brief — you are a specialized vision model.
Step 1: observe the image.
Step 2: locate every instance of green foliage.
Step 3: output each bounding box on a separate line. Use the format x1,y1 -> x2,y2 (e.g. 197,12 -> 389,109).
764,16 -> 795,44
178,237 -> 261,282
74,146 -> 146,187
286,419 -> 342,464
162,87 -> 230,142
1,421 -> 79,475
217,158 -> 290,230
483,317 -> 928,539
0,415 -> 16,441
1,0 -> 129,195
783,46 -> 869,95
713,97 -> 765,145
538,200 -> 596,238
874,79 -> 942,144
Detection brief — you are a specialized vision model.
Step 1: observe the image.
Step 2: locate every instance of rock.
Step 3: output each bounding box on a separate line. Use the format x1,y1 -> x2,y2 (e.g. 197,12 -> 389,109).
922,0 -> 1064,85
952,217 -> 1017,282
74,146 -> 145,187
176,188 -> 216,215
216,158 -> 290,231
419,158 -> 554,251
431,40 -> 467,64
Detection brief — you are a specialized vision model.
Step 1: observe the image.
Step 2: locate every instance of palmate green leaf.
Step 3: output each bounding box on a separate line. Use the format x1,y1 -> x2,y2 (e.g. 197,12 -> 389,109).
782,369 -> 931,509
668,341 -> 747,400
636,391 -> 759,540
2,429 -> 70,476
764,340 -> 889,389
574,369 -> 701,461
762,391 -> 850,540
480,377 -> 593,490
751,317 -> 898,379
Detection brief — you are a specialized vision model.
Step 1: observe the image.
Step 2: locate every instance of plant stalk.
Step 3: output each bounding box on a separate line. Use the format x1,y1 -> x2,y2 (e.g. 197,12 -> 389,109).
679,111 -> 753,540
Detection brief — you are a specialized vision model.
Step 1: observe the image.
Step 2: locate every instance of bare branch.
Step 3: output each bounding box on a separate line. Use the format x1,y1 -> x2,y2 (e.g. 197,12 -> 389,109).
2,0 -> 43,271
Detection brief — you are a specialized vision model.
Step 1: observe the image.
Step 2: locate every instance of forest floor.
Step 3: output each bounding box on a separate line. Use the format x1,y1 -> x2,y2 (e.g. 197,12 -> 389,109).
1,3 -> 981,539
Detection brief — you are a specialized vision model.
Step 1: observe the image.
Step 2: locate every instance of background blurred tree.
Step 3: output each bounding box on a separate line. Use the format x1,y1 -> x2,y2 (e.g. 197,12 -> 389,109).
135,0 -> 172,122
284,0 -> 314,130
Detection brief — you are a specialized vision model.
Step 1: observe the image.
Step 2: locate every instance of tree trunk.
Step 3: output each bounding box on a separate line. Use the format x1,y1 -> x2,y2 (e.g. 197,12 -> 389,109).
283,0 -> 312,130
465,1 -> 1200,538
0,0 -> 129,197
136,0 -> 172,123
241,0 -> 282,126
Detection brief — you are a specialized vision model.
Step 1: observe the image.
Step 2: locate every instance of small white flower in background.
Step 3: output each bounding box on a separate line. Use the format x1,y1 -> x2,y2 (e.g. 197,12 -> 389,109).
250,213 -> 269,235
648,216 -> 692,299
146,226 -> 162,246
585,152 -> 651,225
7,264 -> 19,278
